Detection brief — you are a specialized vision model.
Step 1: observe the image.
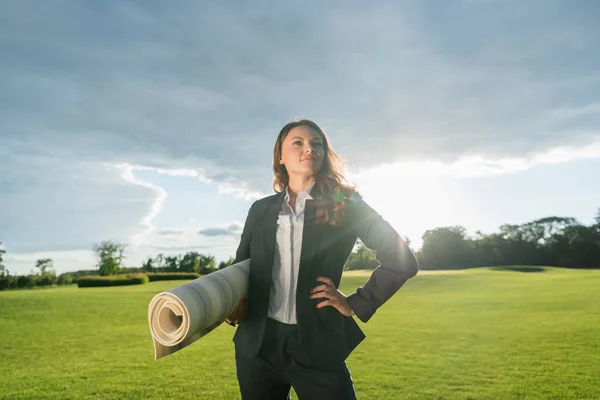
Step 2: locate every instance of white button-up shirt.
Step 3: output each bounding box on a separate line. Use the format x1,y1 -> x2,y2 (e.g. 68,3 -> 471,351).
267,183 -> 314,325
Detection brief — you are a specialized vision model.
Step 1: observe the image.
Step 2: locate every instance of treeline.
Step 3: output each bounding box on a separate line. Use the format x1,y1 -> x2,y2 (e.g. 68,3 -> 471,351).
1,209 -> 598,290
0,255 -> 73,290
342,211 -> 600,271
92,240 -> 236,276
415,213 -> 600,270
0,241 -> 236,290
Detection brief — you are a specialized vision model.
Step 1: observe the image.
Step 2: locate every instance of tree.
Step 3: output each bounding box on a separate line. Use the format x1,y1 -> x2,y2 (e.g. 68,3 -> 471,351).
420,226 -> 472,269
594,208 -> 600,233
153,253 -> 165,271
521,217 -> 579,246
344,240 -> 379,270
164,255 -> 180,272
196,254 -> 216,275
0,242 -> 6,276
180,252 -> 202,272
94,241 -> 126,276
35,258 -> 54,275
219,256 -> 235,269
546,224 -> 600,268
141,257 -> 154,272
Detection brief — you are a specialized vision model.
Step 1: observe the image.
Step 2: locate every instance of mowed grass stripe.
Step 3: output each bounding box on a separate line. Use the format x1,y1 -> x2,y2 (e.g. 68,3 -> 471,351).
0,267 -> 598,399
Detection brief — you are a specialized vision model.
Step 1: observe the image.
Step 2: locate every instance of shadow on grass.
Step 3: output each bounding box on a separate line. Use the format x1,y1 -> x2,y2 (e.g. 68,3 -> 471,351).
489,266 -> 547,273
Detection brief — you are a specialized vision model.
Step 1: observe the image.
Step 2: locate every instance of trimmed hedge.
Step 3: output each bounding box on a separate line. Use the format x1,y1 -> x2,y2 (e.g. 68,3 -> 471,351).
146,272 -> 200,282
77,274 -> 149,288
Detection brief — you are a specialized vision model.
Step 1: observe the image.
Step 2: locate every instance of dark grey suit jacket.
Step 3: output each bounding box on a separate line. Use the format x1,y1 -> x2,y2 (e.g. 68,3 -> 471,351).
232,190 -> 418,369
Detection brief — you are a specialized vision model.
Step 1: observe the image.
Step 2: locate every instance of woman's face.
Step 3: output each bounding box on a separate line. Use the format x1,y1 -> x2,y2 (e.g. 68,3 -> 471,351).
280,125 -> 325,178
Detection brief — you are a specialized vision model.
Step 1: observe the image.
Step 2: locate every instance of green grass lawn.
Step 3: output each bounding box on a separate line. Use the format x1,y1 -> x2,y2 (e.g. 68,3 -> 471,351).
1,267 -> 599,399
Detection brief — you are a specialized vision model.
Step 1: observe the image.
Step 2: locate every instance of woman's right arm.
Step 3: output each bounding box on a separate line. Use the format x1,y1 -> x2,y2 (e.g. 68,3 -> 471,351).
233,202 -> 256,264
226,203 -> 256,326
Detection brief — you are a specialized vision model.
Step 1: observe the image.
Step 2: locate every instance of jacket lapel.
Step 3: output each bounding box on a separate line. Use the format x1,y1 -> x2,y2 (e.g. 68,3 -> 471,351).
298,198 -> 320,287
260,192 -> 285,280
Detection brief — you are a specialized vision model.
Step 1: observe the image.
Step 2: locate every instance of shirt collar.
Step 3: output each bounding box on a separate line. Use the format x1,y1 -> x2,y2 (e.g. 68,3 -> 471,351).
284,181 -> 315,202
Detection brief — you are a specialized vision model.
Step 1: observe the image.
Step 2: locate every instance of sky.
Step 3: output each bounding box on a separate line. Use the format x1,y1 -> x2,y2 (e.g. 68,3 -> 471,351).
1,0 -> 599,275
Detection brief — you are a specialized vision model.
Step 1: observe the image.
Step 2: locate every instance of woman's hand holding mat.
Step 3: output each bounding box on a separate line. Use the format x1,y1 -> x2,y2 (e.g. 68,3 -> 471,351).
226,297 -> 248,326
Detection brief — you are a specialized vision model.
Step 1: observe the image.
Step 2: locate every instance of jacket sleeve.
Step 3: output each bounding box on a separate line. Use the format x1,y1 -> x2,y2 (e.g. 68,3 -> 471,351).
345,193 -> 419,323
233,202 -> 256,264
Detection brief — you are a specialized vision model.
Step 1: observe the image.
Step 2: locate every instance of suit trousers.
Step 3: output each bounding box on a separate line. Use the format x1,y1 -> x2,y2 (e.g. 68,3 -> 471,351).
235,318 -> 357,400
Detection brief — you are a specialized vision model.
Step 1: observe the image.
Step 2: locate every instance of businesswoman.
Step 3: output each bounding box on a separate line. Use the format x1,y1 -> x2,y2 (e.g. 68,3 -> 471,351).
226,119 -> 419,400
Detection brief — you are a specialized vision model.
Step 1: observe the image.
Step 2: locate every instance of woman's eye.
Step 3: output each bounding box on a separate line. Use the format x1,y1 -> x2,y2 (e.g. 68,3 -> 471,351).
313,142 -> 323,147
293,140 -> 302,145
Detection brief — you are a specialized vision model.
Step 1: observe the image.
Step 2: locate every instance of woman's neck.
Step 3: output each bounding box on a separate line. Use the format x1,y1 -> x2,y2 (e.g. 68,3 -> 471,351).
287,175 -> 316,197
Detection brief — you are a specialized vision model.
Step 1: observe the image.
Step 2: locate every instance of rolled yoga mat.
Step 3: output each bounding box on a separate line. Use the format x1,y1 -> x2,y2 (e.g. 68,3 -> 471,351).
148,259 -> 250,360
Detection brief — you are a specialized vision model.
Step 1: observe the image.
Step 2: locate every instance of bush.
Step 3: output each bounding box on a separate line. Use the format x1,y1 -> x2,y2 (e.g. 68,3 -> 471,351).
57,273 -> 74,285
77,274 -> 149,288
0,275 -> 16,290
147,272 -> 200,282
16,275 -> 37,289
37,273 -> 58,287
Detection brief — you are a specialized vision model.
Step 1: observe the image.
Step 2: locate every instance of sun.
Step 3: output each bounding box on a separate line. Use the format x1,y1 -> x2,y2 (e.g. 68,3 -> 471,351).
348,161 -> 464,249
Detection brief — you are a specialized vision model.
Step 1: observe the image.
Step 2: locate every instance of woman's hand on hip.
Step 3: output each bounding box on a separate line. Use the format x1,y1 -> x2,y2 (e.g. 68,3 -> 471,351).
310,276 -> 355,317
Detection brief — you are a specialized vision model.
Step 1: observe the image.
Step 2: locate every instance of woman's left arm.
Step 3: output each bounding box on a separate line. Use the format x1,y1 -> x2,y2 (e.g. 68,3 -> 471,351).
344,193 -> 419,323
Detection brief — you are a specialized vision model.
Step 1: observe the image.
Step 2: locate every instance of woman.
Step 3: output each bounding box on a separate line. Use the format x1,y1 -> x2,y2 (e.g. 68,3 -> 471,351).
226,119 -> 419,400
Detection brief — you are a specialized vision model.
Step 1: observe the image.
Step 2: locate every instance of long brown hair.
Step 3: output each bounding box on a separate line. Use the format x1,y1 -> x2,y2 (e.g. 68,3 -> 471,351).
273,119 -> 356,226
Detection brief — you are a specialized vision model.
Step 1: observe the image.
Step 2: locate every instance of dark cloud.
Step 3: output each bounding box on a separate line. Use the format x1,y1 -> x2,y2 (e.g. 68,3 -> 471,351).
1,1 -> 598,192
198,222 -> 243,237
1,0 -> 599,261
